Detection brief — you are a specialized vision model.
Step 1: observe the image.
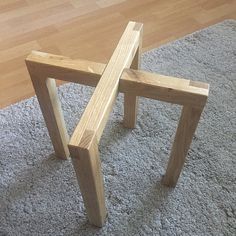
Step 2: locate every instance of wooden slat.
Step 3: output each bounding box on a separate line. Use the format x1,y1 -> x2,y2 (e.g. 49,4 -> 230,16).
67,21 -> 142,227
26,51 -> 209,108
69,21 -> 142,147
26,50 -> 106,87
120,69 -> 209,107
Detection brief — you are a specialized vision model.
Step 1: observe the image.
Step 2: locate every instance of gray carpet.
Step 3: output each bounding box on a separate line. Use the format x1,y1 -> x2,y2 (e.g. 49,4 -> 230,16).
0,20 -> 236,236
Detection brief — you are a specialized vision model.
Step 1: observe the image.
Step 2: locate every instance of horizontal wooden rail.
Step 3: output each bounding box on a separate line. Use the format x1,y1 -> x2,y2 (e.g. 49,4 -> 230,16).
121,69 -> 209,107
26,51 -> 209,108
26,50 -> 105,87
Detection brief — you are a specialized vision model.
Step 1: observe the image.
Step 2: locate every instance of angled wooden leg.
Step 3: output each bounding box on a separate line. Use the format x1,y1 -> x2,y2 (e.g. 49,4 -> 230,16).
69,131 -> 107,227
25,62 -> 69,159
162,105 -> 204,187
123,24 -> 143,129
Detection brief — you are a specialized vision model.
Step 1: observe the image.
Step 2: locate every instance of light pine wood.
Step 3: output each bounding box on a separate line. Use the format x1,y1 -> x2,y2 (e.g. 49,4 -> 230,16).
25,62 -> 69,159
25,21 -> 210,227
0,0 -> 235,108
120,69 -> 209,108
68,21 -> 142,226
69,21 -> 142,147
162,105 -> 204,187
26,52 -> 209,108
25,50 -> 106,87
123,24 -> 143,128
69,130 -> 107,227
123,94 -> 139,128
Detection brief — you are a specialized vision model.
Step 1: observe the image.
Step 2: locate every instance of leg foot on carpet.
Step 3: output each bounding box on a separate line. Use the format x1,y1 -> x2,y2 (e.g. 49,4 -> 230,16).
162,106 -> 204,187
69,131 -> 107,227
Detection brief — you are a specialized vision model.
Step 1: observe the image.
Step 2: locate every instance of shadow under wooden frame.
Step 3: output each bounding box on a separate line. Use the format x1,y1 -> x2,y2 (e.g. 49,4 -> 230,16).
25,21 -> 209,227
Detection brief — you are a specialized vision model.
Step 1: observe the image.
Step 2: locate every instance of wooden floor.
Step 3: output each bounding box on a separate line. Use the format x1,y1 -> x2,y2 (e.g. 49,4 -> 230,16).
1,0 -> 236,108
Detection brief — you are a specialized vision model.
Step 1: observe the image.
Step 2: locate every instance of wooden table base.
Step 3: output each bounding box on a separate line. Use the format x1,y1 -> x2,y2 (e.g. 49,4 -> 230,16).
25,22 -> 209,227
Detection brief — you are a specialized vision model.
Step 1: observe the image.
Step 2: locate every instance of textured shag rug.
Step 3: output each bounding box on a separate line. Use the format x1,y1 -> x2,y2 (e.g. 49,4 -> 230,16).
0,20 -> 235,236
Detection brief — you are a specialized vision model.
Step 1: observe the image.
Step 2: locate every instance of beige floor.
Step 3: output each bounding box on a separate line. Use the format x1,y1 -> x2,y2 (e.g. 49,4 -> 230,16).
1,0 -> 236,108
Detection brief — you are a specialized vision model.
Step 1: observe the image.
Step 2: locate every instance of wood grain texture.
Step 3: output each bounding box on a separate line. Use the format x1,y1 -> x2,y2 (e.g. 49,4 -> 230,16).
68,21 -> 142,226
69,21 -> 142,147
26,50 -> 105,85
120,69 -> 209,108
123,93 -> 139,128
162,105 -> 204,187
25,19 -> 209,225
123,23 -> 143,128
25,61 -> 69,159
0,0 -> 235,108
26,51 -> 209,108
68,21 -> 142,227
69,131 -> 107,227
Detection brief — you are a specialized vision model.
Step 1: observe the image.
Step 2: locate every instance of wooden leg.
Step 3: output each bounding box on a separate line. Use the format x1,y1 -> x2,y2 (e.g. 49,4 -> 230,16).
123,93 -> 139,128
123,25 -> 143,129
29,74 -> 69,159
162,105 -> 204,187
123,49 -> 140,128
69,131 -> 107,227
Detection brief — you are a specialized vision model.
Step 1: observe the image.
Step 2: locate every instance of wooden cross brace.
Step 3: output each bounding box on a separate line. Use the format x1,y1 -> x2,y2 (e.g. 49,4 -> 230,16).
25,22 -> 209,227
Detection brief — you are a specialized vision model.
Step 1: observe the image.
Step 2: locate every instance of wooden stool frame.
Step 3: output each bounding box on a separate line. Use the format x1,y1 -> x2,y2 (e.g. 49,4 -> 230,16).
25,22 -> 209,227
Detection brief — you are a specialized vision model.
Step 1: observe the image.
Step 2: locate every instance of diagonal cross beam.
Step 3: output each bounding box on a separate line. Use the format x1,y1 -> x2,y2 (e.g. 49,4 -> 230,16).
25,21 -> 209,227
